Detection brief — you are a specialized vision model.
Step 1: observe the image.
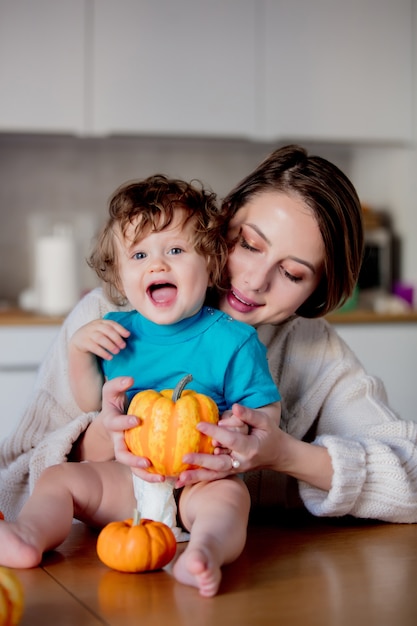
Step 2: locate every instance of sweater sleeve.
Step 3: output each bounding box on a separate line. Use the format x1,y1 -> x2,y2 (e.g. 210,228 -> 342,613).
300,328 -> 417,523
0,288 -> 127,521
261,318 -> 417,523
300,418 -> 417,523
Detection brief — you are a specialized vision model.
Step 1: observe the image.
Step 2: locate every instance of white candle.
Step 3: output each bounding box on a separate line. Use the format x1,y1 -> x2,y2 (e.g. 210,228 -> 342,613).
35,227 -> 79,316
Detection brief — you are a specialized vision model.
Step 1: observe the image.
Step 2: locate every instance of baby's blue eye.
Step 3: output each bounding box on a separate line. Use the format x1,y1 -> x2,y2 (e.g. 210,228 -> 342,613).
169,247 -> 183,255
133,251 -> 146,260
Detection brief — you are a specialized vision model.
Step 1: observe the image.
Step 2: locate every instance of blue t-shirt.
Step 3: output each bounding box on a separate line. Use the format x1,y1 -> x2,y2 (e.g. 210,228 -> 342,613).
101,306 -> 280,413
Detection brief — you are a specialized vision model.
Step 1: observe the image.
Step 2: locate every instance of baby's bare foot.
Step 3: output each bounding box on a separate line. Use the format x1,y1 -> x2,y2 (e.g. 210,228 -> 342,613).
0,520 -> 42,568
173,546 -> 222,597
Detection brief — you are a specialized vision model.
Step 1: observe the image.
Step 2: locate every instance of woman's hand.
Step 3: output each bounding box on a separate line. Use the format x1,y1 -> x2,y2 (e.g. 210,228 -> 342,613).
99,376 -> 167,483
211,408 -> 250,453
176,404 -> 280,487
70,376 -> 134,462
176,403 -> 333,492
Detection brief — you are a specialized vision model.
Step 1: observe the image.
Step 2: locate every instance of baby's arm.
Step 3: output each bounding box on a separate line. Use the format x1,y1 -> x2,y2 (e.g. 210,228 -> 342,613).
68,319 -> 130,412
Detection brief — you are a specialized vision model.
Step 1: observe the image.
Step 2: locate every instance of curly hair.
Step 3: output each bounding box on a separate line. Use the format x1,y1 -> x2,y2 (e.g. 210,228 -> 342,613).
89,175 -> 229,305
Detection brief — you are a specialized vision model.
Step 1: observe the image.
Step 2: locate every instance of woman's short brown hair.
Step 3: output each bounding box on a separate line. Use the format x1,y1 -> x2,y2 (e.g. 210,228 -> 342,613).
89,175 -> 228,305
222,145 -> 364,318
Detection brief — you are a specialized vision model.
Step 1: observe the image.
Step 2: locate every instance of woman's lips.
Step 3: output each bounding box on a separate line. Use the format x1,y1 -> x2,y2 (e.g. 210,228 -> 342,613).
226,287 -> 262,314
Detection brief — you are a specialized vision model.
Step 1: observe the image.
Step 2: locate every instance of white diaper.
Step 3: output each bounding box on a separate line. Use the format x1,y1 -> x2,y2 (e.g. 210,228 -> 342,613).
132,474 -> 190,543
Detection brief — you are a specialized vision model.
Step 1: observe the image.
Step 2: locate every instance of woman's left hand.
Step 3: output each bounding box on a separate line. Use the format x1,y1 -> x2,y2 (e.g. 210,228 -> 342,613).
176,404 -> 280,487
177,402 -> 334,492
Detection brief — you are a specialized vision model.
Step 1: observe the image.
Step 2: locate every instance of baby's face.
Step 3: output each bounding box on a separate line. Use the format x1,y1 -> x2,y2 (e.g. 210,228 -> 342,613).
116,210 -> 210,325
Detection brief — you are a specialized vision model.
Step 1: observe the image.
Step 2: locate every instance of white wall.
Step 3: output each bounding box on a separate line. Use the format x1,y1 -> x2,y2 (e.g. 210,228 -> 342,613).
0,134 -> 350,304
349,3 -> 417,290
349,146 -> 417,286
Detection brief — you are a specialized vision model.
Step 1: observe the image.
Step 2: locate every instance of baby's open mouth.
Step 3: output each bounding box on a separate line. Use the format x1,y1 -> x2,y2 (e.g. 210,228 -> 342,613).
147,283 -> 177,304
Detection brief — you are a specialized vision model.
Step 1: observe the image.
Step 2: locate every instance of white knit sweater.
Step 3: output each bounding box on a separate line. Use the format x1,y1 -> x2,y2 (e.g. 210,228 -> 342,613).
2,288 -> 417,522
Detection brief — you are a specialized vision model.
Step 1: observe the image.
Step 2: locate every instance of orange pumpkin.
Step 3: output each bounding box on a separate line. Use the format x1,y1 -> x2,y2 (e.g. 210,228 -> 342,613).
125,374 -> 219,476
96,510 -> 176,573
0,567 -> 24,626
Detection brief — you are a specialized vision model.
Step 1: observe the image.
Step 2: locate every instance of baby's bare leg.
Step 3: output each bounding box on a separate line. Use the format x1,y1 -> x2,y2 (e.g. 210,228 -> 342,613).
174,476 -> 250,597
0,461 -> 134,568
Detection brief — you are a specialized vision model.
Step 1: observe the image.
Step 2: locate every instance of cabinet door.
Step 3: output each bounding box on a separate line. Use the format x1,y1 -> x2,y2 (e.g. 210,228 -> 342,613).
0,326 -> 59,442
334,323 -> 417,423
0,0 -> 86,133
261,0 -> 413,142
0,370 -> 39,441
91,0 -> 257,138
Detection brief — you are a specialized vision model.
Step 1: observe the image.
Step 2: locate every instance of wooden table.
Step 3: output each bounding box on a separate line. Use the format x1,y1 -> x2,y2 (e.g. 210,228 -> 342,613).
14,511 -> 417,626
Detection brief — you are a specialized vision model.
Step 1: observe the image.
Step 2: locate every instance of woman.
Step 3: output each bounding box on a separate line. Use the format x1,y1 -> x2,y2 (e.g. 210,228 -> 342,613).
2,145 -> 417,523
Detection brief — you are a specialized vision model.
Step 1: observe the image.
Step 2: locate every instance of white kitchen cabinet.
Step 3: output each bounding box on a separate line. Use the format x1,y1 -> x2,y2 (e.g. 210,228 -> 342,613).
261,0 -> 413,143
0,326 -> 59,442
333,322 -> 417,422
90,0 -> 257,137
0,0 -> 413,143
0,0 -> 86,134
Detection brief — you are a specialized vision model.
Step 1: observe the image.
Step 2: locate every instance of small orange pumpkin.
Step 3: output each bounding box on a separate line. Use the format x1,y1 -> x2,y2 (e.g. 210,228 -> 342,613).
125,374 -> 219,476
96,510 -> 176,573
0,566 -> 24,626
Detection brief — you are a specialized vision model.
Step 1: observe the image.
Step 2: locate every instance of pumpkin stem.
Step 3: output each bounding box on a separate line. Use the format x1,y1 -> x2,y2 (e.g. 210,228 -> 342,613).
172,374 -> 193,401
133,508 -> 141,526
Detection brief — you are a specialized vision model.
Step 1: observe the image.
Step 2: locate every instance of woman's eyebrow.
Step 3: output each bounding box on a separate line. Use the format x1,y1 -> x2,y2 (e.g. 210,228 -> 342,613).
246,223 -> 271,245
288,256 -> 317,274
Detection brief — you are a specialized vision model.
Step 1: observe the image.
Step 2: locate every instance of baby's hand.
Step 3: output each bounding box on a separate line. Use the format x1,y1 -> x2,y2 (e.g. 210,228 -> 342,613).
70,319 -> 130,360
218,409 -> 249,434
212,404 -> 249,454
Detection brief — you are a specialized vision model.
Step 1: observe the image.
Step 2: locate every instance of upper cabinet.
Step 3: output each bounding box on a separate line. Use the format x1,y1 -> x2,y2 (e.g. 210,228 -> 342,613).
90,0 -> 257,138
260,0 -> 413,143
0,0 -> 413,143
0,0 -> 86,134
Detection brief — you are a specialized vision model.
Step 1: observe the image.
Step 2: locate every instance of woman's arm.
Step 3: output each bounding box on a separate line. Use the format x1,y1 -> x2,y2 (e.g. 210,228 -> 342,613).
0,288 -> 132,520
177,405 -> 333,491
229,403 -> 333,491
71,377 -> 161,481
179,317 -> 417,523
68,412 -> 114,462
69,376 -> 134,461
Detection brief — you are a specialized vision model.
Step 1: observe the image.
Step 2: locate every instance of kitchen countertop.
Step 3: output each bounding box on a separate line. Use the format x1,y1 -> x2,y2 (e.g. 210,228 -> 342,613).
2,306 -> 417,326
326,309 -> 417,324
0,307 -> 64,326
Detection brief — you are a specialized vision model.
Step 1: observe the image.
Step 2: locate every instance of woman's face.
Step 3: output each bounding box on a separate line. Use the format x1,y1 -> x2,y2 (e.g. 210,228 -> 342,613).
219,190 -> 325,326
